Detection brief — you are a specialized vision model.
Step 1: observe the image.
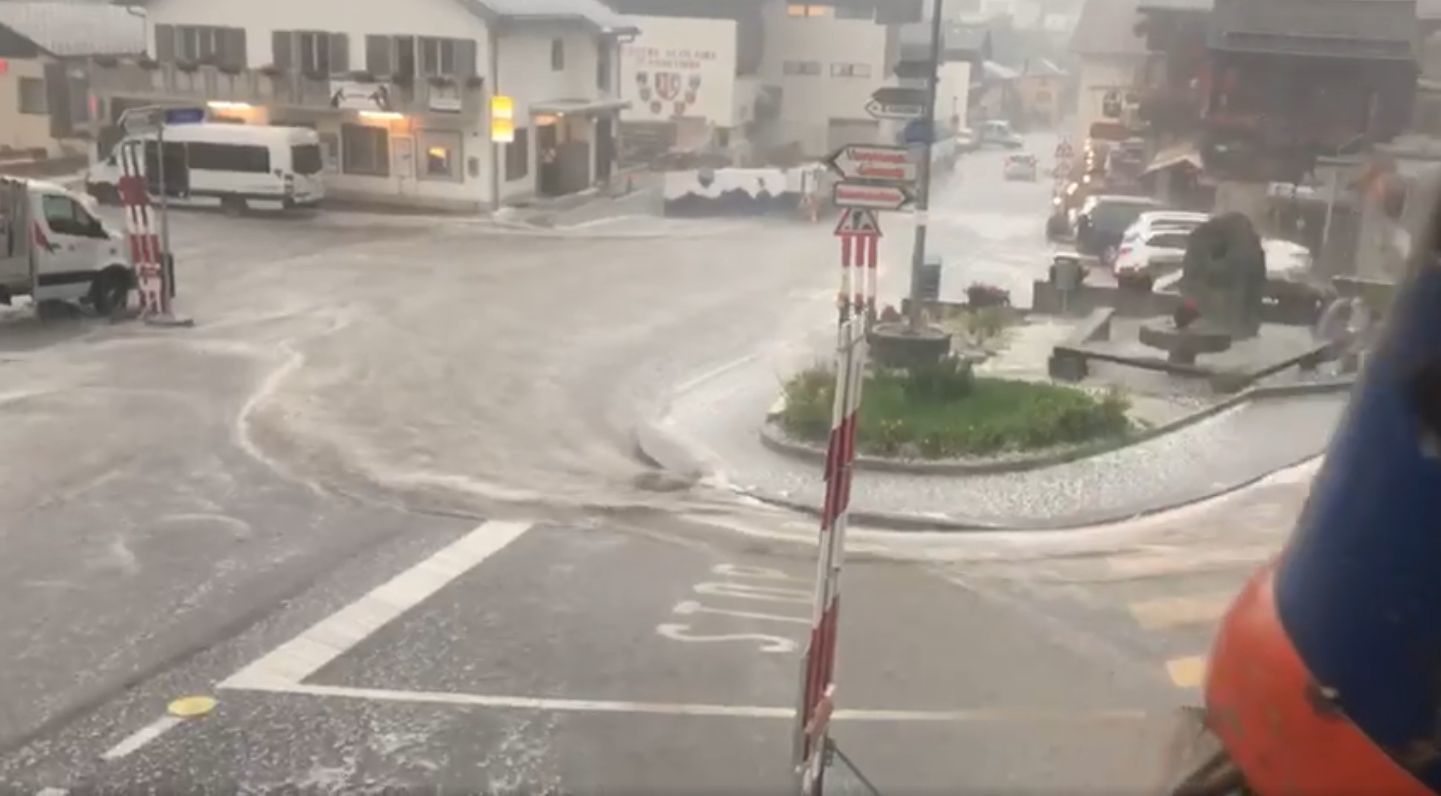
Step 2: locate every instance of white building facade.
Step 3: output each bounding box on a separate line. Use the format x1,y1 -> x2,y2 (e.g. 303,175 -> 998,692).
90,0 -> 633,211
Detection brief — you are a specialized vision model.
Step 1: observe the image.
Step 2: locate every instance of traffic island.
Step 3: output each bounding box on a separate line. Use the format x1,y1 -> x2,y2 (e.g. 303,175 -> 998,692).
773,361 -> 1132,465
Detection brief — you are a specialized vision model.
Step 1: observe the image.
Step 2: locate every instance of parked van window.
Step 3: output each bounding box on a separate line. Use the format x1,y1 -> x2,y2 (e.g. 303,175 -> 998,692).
42,194 -> 99,237
188,142 -> 271,173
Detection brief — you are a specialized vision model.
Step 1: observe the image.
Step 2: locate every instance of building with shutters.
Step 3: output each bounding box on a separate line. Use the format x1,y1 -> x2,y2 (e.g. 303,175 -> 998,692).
606,1 -> 925,164
0,2 -> 142,160
87,0 -> 635,211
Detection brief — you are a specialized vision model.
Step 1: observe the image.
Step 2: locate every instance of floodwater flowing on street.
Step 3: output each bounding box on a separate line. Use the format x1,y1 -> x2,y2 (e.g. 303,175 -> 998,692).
0,0 -> 1412,793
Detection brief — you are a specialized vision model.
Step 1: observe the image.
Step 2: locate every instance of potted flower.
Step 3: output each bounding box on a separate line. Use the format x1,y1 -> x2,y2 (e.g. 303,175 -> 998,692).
465,75 -> 485,90
258,63 -> 285,78
428,75 -> 455,88
93,55 -> 118,68
137,56 -> 160,70
176,59 -> 199,73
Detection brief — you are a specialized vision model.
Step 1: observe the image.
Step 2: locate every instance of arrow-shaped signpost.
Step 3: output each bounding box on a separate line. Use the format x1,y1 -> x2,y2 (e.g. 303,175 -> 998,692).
824,144 -> 918,185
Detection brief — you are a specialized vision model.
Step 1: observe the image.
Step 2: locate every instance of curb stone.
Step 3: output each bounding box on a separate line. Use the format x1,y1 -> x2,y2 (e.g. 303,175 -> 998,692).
761,377 -> 1355,477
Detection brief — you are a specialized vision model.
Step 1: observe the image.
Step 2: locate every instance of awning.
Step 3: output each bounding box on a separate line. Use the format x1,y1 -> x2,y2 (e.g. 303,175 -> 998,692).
529,98 -> 630,115
1144,141 -> 1203,174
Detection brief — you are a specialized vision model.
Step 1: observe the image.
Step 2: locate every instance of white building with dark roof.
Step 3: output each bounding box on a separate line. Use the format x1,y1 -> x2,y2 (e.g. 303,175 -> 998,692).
0,1 -> 143,158
88,0 -> 636,210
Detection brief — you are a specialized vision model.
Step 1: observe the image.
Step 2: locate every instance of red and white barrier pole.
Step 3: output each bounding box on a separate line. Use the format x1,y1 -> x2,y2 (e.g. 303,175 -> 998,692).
795,313 -> 867,796
116,140 -> 191,327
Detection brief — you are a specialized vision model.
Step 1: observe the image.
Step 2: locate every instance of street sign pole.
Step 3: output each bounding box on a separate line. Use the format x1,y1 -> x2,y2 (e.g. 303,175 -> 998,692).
906,0 -> 945,331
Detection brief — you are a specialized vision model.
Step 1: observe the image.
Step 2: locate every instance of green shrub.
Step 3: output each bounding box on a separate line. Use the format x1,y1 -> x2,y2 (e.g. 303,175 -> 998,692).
902,357 -> 974,403
777,368 -> 1131,460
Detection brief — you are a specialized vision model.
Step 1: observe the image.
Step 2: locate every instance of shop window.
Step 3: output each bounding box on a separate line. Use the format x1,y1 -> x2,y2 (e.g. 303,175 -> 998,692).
506,128 -> 530,181
419,130 -> 462,181
783,61 -> 821,76
341,123 -> 389,176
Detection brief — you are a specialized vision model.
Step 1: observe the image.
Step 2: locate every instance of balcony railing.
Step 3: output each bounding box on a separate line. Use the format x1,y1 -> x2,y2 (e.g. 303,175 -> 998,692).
89,61 -> 483,118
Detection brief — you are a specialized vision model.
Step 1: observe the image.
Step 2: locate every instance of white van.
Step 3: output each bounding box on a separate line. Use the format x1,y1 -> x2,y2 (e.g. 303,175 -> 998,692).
86,123 -> 324,214
0,177 -> 134,314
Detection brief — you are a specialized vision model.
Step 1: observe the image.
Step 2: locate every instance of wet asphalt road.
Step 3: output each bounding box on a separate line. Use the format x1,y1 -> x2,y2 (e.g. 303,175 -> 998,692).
0,138 -> 1331,791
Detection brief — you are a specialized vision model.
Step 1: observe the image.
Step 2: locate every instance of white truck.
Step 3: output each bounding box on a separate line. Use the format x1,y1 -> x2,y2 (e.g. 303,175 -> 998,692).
0,176 -> 134,315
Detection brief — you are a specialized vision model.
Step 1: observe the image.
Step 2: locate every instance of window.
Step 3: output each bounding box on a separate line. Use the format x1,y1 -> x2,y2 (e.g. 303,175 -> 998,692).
418,130 -> 462,181
341,123 -> 389,176
597,43 -> 611,91
292,144 -> 322,175
506,128 -> 529,181
319,132 -> 340,173
836,3 -> 873,18
830,63 -> 872,78
186,142 -> 270,173
782,61 -> 821,76
41,195 -> 98,237
419,37 -> 477,77
274,30 -> 348,76
551,38 -> 564,71
787,4 -> 834,16
18,77 -> 45,115
157,25 -> 245,69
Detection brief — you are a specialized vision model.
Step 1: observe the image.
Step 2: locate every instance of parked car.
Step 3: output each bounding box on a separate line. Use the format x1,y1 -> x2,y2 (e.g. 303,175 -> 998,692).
1263,238 -> 1314,282
1122,210 -> 1209,242
1003,153 -> 1038,181
1075,194 -> 1165,260
979,120 -> 1024,149
1113,227 -> 1193,279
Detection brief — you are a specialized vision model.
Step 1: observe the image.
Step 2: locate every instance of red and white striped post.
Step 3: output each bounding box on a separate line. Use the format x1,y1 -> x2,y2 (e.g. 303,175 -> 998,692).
835,209 -> 882,327
116,140 -> 191,326
116,141 -> 165,318
793,312 -> 868,796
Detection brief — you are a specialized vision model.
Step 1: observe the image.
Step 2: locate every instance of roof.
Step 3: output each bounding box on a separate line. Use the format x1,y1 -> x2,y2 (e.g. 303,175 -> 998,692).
983,60 -> 1019,79
459,0 -> 634,30
121,122 -> 319,145
1136,0 -> 1211,10
1071,0 -> 1148,56
1022,57 -> 1067,76
1209,0 -> 1420,60
0,1 -> 144,56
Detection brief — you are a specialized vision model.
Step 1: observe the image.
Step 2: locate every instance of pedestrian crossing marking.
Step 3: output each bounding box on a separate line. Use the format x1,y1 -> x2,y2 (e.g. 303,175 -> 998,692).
1128,592 -> 1233,630
1166,656 -> 1207,688
1105,545 -> 1274,579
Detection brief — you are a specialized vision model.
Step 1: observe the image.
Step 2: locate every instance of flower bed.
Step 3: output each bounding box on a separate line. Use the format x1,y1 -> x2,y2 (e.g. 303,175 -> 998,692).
778,363 -> 1130,459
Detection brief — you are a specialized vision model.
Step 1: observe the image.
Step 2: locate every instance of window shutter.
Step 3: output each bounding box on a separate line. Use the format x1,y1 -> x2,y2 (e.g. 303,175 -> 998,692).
154,24 -> 176,62
222,28 -> 247,69
457,38 -> 477,78
366,35 -> 391,75
272,30 -> 292,69
329,32 -> 349,74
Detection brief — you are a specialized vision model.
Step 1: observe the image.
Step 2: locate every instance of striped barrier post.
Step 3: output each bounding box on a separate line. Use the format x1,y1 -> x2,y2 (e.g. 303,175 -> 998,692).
795,314 -> 868,796
116,141 -> 166,318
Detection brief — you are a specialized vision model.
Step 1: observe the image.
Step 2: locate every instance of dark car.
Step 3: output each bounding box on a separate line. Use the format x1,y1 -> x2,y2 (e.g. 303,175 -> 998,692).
1075,194 -> 1165,260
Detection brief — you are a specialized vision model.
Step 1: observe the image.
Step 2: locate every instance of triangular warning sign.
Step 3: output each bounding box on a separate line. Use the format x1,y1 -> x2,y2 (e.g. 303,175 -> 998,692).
834,208 -> 881,237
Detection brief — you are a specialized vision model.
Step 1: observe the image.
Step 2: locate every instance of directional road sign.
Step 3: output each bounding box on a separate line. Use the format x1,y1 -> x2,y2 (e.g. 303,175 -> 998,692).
865,85 -> 927,121
825,144 -> 917,184
833,181 -> 913,211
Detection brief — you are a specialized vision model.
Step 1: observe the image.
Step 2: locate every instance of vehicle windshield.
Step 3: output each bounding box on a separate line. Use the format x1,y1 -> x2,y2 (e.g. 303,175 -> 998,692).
291,143 -> 322,175
4,1 -> 1392,793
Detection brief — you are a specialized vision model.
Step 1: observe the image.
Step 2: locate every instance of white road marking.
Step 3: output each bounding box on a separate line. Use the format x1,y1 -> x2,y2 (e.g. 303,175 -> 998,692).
1128,592 -> 1233,630
225,680 -> 1149,723
692,581 -> 812,603
1166,656 -> 1208,689
35,787 -> 69,796
220,520 -> 532,691
100,715 -> 183,761
1104,545 -> 1275,579
672,600 -> 811,625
